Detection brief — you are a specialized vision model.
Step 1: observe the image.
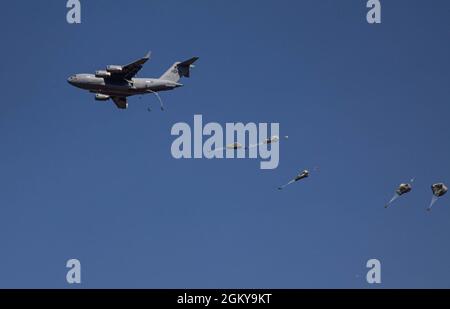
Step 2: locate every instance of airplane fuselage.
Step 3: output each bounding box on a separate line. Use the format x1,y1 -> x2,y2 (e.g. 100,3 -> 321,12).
67,52 -> 198,109
67,74 -> 183,97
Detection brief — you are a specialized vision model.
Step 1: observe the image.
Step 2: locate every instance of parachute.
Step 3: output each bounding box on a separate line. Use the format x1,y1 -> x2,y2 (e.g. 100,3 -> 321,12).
246,135 -> 288,150
396,183 -> 412,196
278,170 -> 310,190
427,183 -> 448,211
226,142 -> 243,150
208,142 -> 243,154
295,170 -> 310,181
210,135 -> 287,153
385,179 -> 414,208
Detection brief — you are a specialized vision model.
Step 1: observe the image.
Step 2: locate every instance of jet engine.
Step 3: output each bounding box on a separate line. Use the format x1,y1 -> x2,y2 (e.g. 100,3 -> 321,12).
106,65 -> 123,73
95,94 -> 110,101
95,70 -> 111,78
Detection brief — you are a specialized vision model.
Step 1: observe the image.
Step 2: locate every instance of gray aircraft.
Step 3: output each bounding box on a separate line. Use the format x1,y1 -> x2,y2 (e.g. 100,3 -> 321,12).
67,52 -> 198,110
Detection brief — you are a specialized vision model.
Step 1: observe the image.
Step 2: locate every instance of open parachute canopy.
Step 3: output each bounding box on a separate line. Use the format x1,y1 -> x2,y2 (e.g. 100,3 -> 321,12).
294,170 -> 310,182
278,169 -> 312,190
396,183 -> 412,196
385,180 -> 414,208
428,183 -> 448,211
432,183 -> 448,197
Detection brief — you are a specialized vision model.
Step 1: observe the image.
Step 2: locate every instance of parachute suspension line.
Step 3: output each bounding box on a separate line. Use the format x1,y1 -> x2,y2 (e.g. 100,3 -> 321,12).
278,179 -> 295,190
246,142 -> 262,150
427,195 -> 439,211
147,90 -> 165,111
207,147 -> 224,154
385,194 -> 399,208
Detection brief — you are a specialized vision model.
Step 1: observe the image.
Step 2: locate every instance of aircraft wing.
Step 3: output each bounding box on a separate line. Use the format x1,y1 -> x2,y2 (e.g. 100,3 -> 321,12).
110,51 -> 151,80
112,97 -> 128,109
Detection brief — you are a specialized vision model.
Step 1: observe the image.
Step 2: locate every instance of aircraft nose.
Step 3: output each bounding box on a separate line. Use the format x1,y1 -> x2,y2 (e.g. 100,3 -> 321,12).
67,76 -> 76,85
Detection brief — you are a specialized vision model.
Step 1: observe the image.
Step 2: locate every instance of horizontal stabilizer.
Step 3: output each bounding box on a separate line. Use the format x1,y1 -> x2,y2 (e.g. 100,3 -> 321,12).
160,57 -> 199,82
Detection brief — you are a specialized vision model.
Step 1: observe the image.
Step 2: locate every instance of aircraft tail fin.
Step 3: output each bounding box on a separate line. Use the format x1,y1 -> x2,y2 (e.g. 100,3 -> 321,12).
160,57 -> 199,82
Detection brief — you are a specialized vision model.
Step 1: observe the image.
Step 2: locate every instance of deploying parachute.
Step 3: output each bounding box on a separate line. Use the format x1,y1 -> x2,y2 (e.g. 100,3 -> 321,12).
385,179 -> 414,208
427,183 -> 448,211
278,170 -> 310,190
226,142 -> 243,150
208,142 -> 243,154
264,135 -> 280,144
396,183 -> 412,196
246,135 -> 288,149
294,170 -> 310,181
209,135 -> 287,153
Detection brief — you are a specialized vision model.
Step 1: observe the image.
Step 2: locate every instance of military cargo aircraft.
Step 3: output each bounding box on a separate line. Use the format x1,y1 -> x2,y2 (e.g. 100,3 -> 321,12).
68,52 -> 198,109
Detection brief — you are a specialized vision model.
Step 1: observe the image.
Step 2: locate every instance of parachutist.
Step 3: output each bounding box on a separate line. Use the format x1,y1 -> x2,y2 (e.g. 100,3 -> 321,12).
385,180 -> 414,208
207,134 -> 284,154
396,183 -> 412,196
432,183 -> 448,197
227,142 -> 243,150
264,136 -> 280,144
278,169 -> 310,190
246,135 -> 282,150
428,183 -> 448,211
208,142 -> 243,154
295,170 -> 309,181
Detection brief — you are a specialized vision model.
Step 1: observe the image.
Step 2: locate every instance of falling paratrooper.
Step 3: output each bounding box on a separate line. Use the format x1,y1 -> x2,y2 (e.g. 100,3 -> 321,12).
385,179 -> 414,208
246,135 -> 288,149
227,142 -> 243,150
207,142 -> 243,154
427,183 -> 448,211
278,170 -> 310,190
209,135 -> 288,154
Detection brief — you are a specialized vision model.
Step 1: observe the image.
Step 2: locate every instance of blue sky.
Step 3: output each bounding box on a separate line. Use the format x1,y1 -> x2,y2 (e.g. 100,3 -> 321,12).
0,0 -> 450,288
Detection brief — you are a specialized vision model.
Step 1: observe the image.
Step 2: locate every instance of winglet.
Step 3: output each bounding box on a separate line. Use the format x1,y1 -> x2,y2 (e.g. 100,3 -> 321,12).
144,51 -> 151,60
